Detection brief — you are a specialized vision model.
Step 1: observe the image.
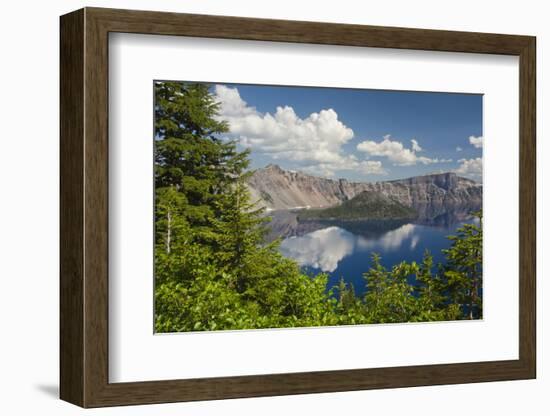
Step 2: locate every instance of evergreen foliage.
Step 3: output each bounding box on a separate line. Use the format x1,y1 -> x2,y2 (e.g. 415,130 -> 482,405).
154,81 -> 483,332
298,190 -> 417,221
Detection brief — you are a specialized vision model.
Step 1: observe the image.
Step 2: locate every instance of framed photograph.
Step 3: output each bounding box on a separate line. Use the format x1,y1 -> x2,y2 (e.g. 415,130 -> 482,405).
60,7 -> 536,408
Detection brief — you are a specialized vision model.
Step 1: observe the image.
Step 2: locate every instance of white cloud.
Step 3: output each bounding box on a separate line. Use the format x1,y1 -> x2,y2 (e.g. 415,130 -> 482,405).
358,160 -> 387,175
469,135 -> 483,148
455,157 -> 483,180
214,85 -> 388,177
356,135 -> 451,166
456,146 -> 463,152
300,163 -> 341,178
301,159 -> 387,178
214,84 -> 257,118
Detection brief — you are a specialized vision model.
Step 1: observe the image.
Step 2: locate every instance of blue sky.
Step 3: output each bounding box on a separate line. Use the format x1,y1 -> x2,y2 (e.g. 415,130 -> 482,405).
209,82 -> 483,182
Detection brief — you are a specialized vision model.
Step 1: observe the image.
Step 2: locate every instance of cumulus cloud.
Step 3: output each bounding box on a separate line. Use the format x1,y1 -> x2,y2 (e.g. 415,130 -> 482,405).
456,146 -> 463,152
469,135 -> 483,148
358,160 -> 387,175
356,135 -> 451,166
455,157 -> 482,180
214,85 -> 456,177
214,84 -> 257,118
301,159 -> 388,178
214,85 -> 386,177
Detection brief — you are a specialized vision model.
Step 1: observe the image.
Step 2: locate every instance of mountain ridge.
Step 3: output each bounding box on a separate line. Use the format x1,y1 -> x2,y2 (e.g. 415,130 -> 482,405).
246,164 -> 482,211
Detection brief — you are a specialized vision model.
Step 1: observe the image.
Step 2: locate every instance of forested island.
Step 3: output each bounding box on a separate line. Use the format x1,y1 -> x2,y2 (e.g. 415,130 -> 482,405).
297,190 -> 418,221
154,81 -> 483,333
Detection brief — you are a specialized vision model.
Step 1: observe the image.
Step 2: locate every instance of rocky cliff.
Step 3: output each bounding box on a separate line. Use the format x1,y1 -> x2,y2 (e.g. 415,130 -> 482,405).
246,164 -> 482,210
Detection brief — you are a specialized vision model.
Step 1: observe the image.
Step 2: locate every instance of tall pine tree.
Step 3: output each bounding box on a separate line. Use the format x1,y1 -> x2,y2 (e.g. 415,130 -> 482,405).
154,81 -> 249,245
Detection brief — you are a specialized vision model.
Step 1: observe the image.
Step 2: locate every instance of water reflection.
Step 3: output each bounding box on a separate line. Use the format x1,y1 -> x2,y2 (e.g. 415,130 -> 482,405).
357,223 -> 417,251
280,227 -> 354,273
410,235 -> 420,249
280,222 -> 421,273
413,203 -> 480,228
268,204 -> 480,290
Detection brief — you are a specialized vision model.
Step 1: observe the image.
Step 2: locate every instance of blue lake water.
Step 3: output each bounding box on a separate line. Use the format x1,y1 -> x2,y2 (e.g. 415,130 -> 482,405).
268,208 -> 479,296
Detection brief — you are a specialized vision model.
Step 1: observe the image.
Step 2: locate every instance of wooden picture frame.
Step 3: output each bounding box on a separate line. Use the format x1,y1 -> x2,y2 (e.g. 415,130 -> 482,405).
60,7 -> 536,408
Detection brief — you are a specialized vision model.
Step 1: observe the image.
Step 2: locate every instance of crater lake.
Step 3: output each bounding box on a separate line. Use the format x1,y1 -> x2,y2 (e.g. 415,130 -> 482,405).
267,207 -> 481,296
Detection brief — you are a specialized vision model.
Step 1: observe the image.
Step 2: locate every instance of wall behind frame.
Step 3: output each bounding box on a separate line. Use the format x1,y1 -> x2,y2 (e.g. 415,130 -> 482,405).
0,0 -> 545,415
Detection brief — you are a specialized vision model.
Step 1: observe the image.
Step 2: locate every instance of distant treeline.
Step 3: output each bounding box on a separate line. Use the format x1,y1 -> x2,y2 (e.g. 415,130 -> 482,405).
154,81 -> 483,333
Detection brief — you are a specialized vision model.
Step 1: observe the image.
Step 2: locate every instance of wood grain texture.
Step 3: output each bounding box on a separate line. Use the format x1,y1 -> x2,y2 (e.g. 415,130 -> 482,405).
59,8 -> 85,407
83,10 -> 110,407
87,7 -> 532,54
59,7 -> 537,408
518,38 -> 537,376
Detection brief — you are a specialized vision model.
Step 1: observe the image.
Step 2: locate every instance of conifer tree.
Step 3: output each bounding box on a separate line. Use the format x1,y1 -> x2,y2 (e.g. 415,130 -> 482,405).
363,254 -> 418,323
154,81 -> 248,243
442,211 -> 483,319
210,174 -> 272,292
